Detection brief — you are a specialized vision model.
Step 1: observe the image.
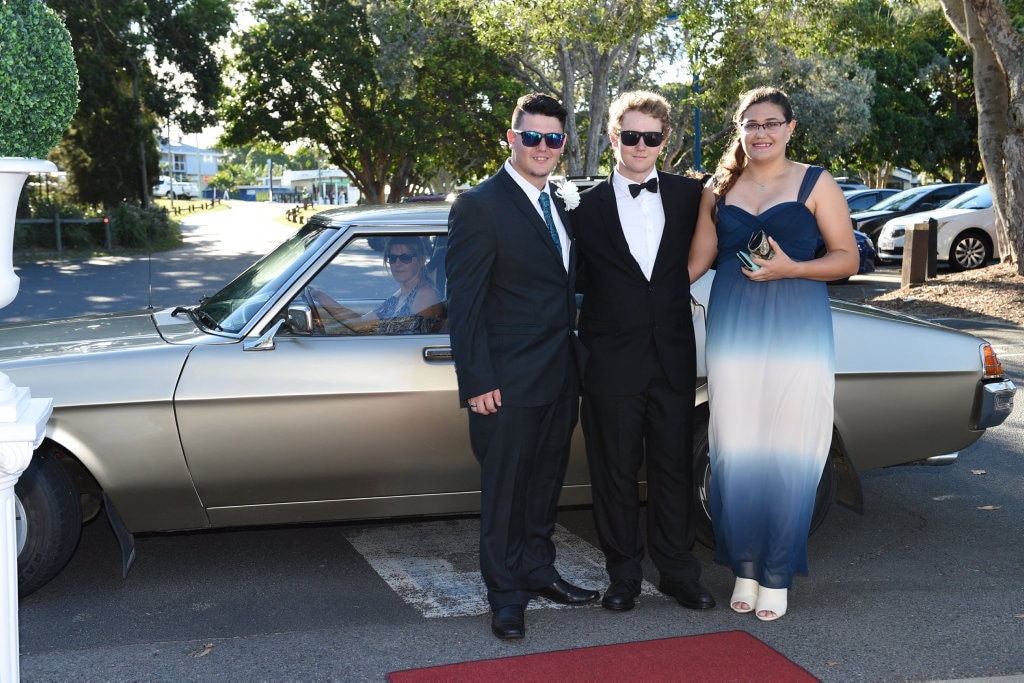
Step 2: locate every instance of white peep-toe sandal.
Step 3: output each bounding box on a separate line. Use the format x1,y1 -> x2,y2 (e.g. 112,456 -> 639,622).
755,586 -> 788,621
730,577 -> 758,614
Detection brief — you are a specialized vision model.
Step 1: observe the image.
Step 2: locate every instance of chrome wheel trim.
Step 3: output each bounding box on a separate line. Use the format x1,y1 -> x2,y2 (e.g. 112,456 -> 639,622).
15,494 -> 27,556
954,236 -> 986,270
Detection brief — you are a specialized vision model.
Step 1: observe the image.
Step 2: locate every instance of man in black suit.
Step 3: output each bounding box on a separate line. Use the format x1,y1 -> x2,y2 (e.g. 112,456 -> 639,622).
574,90 -> 715,613
446,93 -> 599,640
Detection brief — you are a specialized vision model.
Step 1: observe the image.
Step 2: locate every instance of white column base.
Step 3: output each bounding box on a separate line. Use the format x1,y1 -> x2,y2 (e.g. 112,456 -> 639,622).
0,372 -> 52,683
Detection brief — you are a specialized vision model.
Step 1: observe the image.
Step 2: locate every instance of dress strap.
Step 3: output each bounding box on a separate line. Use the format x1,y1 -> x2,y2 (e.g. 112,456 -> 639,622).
796,166 -> 824,204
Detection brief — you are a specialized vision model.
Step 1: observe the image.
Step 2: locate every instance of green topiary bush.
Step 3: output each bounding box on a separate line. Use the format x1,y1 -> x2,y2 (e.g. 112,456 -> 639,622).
0,0 -> 79,158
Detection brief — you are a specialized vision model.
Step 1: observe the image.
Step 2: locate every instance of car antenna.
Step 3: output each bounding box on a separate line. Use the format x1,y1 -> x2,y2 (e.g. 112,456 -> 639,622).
147,208 -> 153,310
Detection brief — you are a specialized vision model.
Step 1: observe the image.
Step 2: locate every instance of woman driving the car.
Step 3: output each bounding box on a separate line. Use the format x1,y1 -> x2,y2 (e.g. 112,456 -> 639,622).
311,236 -> 445,335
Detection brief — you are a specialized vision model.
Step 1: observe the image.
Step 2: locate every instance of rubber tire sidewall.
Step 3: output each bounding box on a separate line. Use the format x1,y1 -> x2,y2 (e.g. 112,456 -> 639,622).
14,447 -> 82,597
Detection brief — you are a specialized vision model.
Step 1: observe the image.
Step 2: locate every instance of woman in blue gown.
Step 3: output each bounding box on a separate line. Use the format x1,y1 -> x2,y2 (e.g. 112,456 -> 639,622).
688,87 -> 859,621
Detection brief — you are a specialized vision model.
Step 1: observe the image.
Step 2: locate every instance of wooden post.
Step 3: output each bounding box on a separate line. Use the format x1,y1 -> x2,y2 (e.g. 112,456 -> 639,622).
901,221 -> 930,288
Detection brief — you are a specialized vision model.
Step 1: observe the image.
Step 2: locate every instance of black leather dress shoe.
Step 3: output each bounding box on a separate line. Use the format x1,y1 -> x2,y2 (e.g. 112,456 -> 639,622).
658,578 -> 716,610
491,605 -> 525,640
602,579 -> 642,611
534,578 -> 600,605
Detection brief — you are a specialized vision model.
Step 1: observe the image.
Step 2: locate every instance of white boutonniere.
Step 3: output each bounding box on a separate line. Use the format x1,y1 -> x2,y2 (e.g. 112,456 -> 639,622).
556,180 -> 581,211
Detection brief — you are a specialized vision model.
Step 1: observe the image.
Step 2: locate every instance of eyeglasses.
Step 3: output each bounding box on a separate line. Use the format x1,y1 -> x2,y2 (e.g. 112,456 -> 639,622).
740,120 -> 790,134
512,130 -> 566,148
619,130 -> 665,147
385,253 -> 416,264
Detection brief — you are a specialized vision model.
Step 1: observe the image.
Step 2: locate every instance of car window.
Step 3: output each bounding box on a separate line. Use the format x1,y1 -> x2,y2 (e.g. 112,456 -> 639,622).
288,233 -> 448,337
847,193 -> 881,211
929,184 -> 966,202
871,188 -> 928,211
943,185 -> 990,210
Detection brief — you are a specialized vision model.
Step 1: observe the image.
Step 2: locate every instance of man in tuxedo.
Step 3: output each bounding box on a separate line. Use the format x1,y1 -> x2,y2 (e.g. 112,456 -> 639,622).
446,93 -> 599,640
574,90 -> 715,613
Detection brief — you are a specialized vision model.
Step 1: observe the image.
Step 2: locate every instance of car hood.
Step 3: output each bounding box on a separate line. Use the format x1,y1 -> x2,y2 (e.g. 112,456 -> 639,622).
0,310 -> 168,362
851,208 -> 900,222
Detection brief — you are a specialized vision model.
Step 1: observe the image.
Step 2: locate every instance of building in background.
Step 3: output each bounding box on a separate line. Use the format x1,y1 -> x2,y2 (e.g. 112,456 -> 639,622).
156,139 -> 222,196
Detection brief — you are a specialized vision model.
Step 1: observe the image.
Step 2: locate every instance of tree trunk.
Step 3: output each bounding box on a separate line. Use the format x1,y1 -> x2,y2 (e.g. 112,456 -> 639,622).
968,0 -> 1024,271
557,44 -> 582,177
941,0 -> 1022,271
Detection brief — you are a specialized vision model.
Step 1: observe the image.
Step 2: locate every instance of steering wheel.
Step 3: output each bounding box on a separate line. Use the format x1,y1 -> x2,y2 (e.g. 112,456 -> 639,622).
301,286 -> 357,336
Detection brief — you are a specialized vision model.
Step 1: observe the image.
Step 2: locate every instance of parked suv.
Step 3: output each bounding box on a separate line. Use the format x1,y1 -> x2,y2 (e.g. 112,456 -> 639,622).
153,177 -> 199,199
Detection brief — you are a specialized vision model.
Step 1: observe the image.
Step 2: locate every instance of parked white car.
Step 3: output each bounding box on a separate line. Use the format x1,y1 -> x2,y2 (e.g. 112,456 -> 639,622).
876,184 -> 997,271
153,177 -> 199,199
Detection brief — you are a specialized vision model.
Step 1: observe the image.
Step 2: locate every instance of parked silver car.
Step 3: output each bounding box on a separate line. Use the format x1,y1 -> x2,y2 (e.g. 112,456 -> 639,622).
3,203 -> 1016,596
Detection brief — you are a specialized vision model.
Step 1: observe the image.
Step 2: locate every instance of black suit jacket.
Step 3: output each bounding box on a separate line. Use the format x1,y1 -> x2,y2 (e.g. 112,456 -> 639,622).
575,171 -> 702,395
446,167 -> 583,406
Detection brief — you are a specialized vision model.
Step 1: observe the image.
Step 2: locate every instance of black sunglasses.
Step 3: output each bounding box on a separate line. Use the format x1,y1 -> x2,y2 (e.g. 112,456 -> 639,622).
512,130 -> 566,149
385,253 -> 416,264
619,130 -> 665,147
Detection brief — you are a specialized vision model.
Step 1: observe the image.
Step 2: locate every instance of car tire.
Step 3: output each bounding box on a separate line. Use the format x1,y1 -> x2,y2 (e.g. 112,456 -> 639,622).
15,446 -> 82,597
165,191 -> 174,199
692,413 -> 837,549
948,230 -> 991,272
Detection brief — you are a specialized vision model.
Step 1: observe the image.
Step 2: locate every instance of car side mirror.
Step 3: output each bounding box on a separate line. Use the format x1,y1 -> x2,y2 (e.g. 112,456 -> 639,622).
286,302 -> 314,335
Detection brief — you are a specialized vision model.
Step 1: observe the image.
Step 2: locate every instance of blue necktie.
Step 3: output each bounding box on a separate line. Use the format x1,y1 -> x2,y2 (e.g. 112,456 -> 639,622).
537,192 -> 562,257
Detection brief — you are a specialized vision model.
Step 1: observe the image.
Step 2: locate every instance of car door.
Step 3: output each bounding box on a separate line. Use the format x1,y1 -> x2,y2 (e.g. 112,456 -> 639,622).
172,230 -> 481,527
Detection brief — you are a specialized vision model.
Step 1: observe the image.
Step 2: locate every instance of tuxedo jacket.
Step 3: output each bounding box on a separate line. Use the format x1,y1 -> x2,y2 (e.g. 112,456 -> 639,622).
574,171 -> 702,395
446,167 -> 584,406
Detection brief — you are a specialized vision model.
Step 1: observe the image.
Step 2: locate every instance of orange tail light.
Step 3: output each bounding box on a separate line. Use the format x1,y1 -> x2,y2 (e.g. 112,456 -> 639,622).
982,344 -> 1005,378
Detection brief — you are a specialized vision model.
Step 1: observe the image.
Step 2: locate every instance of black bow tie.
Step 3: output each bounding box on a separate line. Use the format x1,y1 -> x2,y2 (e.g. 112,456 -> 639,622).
628,177 -> 658,198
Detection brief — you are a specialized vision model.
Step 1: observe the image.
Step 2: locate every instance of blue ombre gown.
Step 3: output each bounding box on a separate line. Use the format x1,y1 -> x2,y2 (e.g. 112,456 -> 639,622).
706,165 -> 834,589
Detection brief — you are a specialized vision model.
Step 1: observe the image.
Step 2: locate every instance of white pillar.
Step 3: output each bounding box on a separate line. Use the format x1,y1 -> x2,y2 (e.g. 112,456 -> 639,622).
0,157 -> 55,682
0,376 -> 51,683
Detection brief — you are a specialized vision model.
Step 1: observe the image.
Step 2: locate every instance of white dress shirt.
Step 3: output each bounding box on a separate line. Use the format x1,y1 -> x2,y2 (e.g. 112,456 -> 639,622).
613,170 -> 665,281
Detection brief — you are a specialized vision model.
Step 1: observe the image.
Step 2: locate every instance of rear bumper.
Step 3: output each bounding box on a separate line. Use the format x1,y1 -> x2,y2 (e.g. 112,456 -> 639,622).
973,379 -> 1016,430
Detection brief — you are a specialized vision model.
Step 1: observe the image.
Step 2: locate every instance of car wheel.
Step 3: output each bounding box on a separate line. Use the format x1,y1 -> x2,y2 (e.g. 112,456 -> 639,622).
165,191 -> 174,199
693,415 -> 715,548
692,414 -> 837,549
15,446 -> 82,597
948,230 -> 991,272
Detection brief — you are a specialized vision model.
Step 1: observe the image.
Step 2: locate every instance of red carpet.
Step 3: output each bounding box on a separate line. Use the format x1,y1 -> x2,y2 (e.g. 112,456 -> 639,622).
388,630 -> 817,682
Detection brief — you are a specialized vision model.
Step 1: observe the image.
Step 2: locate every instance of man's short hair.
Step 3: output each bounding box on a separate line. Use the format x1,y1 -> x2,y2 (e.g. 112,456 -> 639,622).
607,90 -> 671,137
512,93 -> 568,129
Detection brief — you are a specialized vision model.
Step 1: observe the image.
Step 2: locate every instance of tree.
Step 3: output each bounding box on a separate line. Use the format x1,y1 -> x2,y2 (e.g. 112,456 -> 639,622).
461,0 -> 672,176
48,0 -> 233,208
939,0 -> 1023,270
221,0 -> 520,203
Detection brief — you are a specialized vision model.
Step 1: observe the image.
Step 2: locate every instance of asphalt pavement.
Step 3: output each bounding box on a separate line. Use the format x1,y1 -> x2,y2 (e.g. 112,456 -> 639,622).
8,205 -> 1024,681
4,200 -> 298,323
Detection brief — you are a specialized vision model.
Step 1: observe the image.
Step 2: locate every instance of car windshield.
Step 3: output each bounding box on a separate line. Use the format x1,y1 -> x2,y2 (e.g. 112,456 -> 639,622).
871,188 -> 932,211
944,185 -> 991,210
195,222 -> 336,333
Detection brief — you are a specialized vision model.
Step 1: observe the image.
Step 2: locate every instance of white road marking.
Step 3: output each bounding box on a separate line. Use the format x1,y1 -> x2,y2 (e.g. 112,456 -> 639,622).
344,519 -> 659,618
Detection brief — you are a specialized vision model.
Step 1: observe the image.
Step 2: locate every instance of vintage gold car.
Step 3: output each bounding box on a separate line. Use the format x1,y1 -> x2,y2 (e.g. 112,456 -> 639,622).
3,203 -> 1015,596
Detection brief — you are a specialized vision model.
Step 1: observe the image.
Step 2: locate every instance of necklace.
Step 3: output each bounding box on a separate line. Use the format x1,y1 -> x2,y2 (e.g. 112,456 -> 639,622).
744,171 -> 787,193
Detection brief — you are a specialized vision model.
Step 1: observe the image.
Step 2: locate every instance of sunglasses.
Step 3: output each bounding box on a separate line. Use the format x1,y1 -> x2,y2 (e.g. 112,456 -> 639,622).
619,130 -> 665,147
512,130 -> 566,148
385,253 -> 416,264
